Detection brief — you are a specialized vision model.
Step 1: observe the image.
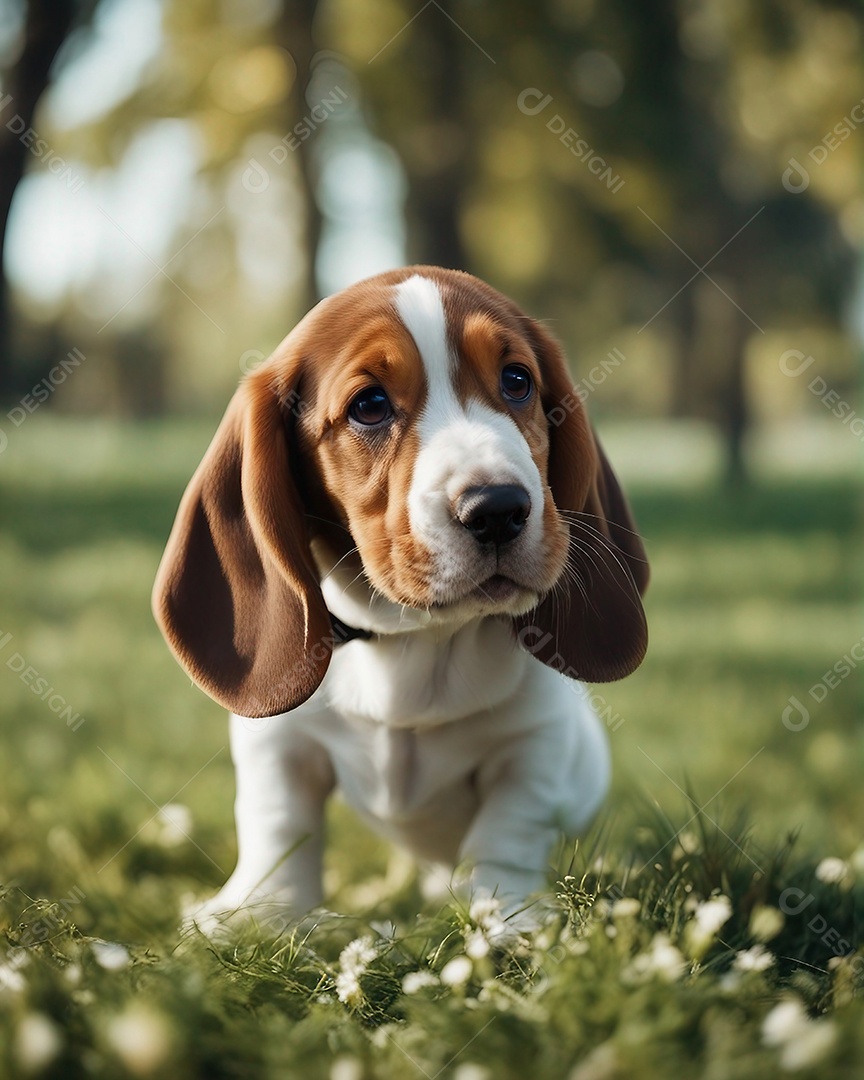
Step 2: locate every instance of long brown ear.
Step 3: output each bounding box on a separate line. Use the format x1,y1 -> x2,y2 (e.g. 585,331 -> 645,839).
514,322 -> 649,682
152,363 -> 332,718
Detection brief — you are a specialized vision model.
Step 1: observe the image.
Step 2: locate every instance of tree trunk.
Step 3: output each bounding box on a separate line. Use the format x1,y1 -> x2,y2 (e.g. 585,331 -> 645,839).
401,0 -> 470,270
276,0 -> 322,309
0,0 -> 76,396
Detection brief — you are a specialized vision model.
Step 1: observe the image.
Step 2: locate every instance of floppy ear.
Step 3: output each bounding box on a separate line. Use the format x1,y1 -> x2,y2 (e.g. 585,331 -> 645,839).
514,322 -> 649,682
152,361 -> 333,718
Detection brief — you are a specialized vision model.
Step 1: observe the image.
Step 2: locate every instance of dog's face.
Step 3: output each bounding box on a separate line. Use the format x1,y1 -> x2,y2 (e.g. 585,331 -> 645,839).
153,267 -> 649,717
297,273 -> 568,623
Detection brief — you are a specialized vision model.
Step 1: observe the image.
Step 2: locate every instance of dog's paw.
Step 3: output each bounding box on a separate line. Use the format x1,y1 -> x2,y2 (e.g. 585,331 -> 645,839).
180,887 -> 303,941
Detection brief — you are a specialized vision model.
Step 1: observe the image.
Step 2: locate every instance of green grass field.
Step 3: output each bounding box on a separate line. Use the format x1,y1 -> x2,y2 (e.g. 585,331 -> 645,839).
0,418 -> 861,1078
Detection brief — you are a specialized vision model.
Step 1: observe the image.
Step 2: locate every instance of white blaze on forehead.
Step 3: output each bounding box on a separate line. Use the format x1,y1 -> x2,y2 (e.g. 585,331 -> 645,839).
396,274 -> 545,584
394,274 -> 455,407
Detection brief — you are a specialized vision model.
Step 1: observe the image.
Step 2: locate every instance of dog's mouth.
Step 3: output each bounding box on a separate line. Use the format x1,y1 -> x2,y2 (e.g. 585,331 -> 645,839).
429,573 -> 538,614
471,573 -> 521,603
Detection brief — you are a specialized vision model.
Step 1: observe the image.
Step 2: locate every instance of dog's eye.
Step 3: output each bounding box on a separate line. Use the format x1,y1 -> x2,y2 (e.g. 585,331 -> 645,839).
348,386 -> 392,426
500,364 -> 533,403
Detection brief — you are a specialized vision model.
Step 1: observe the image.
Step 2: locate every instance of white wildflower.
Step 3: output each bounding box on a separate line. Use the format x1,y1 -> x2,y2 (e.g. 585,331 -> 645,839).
90,940 -> 131,971
440,955 -> 473,987
338,935 -> 377,972
623,933 -> 686,983
733,944 -> 774,972
815,858 -> 848,885
454,1064 -> 492,1080
468,895 -> 507,937
464,928 -> 490,959
687,895 -> 732,955
762,999 -> 808,1046
0,962 -> 26,997
334,970 -> 362,1007
763,998 -> 837,1071
611,898 -> 641,919
62,962 -> 82,987
694,895 -> 733,936
156,803 -> 193,847
401,970 -> 438,995
15,1013 -> 62,1072
749,905 -> 784,942
105,1004 -> 173,1076
330,1056 -> 364,1080
335,936 -> 378,1007
779,1021 -> 837,1071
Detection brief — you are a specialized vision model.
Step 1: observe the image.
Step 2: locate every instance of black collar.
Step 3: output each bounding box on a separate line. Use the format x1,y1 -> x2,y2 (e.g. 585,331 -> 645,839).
329,613 -> 375,647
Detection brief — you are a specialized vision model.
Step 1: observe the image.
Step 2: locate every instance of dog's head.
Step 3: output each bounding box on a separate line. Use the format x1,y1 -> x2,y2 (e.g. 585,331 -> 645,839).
153,267 -> 648,717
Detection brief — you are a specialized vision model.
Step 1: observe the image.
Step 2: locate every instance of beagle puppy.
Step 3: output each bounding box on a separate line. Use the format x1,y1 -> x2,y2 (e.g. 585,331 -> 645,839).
153,266 -> 648,932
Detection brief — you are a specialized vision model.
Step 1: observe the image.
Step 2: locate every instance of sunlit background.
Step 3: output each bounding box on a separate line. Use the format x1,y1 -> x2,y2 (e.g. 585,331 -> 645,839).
0,0 -> 861,469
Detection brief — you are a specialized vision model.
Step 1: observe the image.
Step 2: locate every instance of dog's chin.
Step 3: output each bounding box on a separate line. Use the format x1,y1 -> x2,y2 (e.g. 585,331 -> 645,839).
426,575 -> 540,623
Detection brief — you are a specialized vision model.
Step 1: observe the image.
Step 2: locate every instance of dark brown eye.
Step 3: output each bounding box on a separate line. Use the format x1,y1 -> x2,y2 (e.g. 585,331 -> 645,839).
348,386 -> 392,426
501,364 -> 533,403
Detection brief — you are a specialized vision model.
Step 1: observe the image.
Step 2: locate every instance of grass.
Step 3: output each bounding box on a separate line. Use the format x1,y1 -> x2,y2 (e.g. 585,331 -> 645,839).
0,416 -> 861,1078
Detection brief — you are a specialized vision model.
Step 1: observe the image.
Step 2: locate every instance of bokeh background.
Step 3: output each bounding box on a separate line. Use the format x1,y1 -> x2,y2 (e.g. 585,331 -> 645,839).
0,2 -> 862,1073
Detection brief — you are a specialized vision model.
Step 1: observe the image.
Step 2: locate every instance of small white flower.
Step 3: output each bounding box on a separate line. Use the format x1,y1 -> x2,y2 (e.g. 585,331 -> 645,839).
762,997 -> 837,1070
779,1021 -> 837,1071
335,935 -> 378,1007
91,940 -> 131,971
623,933 -> 685,983
62,962 -> 82,987
468,895 -> 507,940
678,831 -> 699,854
338,936 -> 377,974
762,999 -> 808,1046
0,963 -> 26,997
105,1004 -> 173,1075
815,857 -> 848,885
749,905 -> 784,942
611,898 -> 641,919
454,1064 -> 492,1080
733,945 -> 774,972
687,895 -> 732,955
694,896 -> 733,936
330,1055 -> 364,1080
440,955 -> 473,987
464,928 -> 490,959
15,1013 -> 62,1072
401,970 -> 438,995
335,970 -> 363,1007
156,803 -> 193,847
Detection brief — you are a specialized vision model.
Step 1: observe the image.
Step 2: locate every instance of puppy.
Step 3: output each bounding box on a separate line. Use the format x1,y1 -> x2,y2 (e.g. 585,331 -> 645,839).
153,266 -> 648,932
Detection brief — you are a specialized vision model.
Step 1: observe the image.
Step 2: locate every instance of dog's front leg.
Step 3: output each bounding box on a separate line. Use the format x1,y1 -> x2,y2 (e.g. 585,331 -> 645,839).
459,772 -> 559,929
185,713 -> 334,935
458,707 -> 610,931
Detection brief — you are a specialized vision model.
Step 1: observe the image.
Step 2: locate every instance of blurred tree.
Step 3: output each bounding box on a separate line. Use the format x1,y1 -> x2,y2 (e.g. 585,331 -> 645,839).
0,0 -> 81,395
1,0 -> 861,477
341,0 -> 861,481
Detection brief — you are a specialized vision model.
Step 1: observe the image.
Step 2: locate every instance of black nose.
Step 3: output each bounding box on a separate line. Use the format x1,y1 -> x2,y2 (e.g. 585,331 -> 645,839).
456,484 -> 531,546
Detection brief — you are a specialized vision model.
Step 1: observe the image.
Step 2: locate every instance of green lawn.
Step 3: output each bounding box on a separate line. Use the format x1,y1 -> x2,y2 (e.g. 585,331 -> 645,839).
0,418 -> 861,1078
